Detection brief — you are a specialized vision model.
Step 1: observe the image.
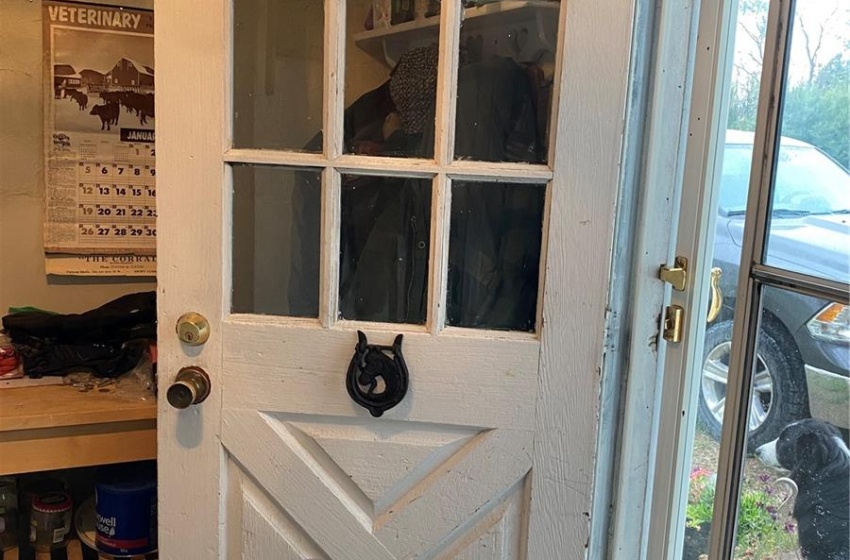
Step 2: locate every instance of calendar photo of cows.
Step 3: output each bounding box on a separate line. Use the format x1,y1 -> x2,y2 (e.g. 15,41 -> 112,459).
51,27 -> 154,135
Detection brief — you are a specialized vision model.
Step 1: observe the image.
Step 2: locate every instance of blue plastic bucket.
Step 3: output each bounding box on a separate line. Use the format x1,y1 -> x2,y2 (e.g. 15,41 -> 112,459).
94,462 -> 157,556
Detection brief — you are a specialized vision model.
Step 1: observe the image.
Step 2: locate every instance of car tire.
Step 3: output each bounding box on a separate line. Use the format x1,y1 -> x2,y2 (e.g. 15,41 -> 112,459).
697,319 -> 809,448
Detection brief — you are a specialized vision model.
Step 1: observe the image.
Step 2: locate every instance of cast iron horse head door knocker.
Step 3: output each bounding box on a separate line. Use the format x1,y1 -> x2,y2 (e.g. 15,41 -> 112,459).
346,331 -> 409,417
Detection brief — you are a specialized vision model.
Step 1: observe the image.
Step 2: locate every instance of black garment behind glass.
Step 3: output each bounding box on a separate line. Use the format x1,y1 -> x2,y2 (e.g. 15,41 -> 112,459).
289,56 -> 544,329
340,176 -> 431,324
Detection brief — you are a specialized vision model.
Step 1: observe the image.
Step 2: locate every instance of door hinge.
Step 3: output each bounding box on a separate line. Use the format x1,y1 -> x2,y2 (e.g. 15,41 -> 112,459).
663,305 -> 685,343
659,256 -> 688,291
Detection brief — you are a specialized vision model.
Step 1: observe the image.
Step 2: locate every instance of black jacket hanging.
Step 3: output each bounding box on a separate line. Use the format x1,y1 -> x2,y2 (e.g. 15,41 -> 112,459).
289,55 -> 544,330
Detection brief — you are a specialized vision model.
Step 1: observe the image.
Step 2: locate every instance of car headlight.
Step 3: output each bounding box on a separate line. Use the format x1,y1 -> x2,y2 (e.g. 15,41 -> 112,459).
807,303 -> 850,344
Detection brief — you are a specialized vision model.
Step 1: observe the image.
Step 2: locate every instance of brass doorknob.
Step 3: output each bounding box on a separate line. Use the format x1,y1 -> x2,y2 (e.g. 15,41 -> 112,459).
167,366 -> 211,409
176,312 -> 210,345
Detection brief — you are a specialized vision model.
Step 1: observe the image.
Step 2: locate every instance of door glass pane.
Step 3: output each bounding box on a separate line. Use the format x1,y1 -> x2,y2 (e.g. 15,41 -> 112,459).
339,175 -> 431,324
765,0 -> 850,282
453,1 -> 560,164
232,164 -> 321,317
679,0 -> 772,556
732,286 -> 850,559
233,0 -> 324,151
447,182 -> 545,332
344,0 -> 440,158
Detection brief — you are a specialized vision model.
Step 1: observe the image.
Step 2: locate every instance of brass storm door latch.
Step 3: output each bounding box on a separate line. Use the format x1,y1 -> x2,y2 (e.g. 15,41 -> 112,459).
659,256 -> 688,291
659,257 -> 688,342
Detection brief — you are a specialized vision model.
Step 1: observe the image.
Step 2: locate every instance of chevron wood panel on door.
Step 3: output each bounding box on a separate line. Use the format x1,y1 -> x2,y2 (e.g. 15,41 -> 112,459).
286,419 -> 479,516
222,409 -> 532,559
437,476 -> 530,560
227,463 -> 329,560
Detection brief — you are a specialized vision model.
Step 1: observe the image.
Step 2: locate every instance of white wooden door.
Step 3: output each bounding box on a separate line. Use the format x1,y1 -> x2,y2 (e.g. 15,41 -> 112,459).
155,0 -> 634,558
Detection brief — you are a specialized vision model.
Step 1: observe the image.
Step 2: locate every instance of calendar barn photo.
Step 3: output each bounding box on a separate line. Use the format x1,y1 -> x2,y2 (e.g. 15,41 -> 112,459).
52,29 -> 154,134
43,1 -> 156,272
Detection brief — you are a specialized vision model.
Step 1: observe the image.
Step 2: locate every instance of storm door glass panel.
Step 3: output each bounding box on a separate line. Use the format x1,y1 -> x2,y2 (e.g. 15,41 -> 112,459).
447,182 -> 545,331
232,0 -> 324,151
343,0 -> 439,158
729,5 -> 850,555
453,1 -> 560,164
763,0 -> 850,282
732,286 -> 849,559
339,174 -> 432,324
231,164 -> 321,317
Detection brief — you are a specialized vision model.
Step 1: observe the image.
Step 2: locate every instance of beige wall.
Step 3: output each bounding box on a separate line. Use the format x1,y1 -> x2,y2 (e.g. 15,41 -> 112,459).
0,0 -> 156,315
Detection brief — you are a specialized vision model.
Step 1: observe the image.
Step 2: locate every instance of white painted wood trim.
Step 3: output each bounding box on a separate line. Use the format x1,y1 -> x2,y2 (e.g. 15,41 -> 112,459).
325,0 -> 345,160
428,174 -> 451,334
224,314 -> 540,340
320,167 -> 341,327
434,0 -> 461,166
333,319 -> 429,333
440,326 -> 537,342
228,313 -> 323,327
224,150 -> 553,181
155,0 -> 226,557
534,180 -> 553,336
528,0 -> 636,556
335,155 -> 439,177
224,149 -> 326,167
320,0 -> 344,328
444,162 -> 553,182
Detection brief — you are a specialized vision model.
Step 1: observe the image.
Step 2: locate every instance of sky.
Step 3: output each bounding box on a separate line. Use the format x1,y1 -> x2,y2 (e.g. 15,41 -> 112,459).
731,0 -> 849,86
54,27 -> 153,75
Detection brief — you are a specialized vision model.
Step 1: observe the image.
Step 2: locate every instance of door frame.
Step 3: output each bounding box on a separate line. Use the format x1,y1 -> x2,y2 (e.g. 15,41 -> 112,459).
155,0 -> 637,557
606,0 -> 737,556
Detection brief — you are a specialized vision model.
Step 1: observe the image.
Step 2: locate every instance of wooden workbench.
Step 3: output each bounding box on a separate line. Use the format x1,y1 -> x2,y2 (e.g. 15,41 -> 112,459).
0,383 -> 156,476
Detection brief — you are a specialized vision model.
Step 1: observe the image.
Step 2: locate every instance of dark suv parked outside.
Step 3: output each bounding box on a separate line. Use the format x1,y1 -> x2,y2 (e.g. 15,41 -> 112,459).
698,130 -> 850,447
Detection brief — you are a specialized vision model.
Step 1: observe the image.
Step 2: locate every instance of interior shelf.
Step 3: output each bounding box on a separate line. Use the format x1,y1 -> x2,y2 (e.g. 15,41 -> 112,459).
3,539 -> 86,560
354,1 -> 560,67
0,384 -> 156,476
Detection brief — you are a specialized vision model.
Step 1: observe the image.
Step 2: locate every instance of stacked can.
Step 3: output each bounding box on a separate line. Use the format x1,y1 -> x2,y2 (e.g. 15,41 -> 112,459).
30,492 -> 72,551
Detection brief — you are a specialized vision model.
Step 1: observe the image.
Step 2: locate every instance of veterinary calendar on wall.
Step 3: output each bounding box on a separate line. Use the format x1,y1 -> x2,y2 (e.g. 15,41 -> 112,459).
43,1 -> 155,275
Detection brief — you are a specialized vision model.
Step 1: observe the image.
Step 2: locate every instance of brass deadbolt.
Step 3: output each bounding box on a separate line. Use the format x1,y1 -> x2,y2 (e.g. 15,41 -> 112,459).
176,312 -> 210,345
663,305 -> 685,343
167,366 -> 211,409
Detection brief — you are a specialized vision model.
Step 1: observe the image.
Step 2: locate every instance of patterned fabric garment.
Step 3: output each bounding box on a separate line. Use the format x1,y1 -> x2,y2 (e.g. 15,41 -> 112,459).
389,44 -> 471,135
389,44 -> 440,134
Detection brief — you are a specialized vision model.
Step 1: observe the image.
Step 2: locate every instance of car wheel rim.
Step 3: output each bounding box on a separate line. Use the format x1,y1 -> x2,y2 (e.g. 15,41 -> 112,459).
702,340 -> 774,431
